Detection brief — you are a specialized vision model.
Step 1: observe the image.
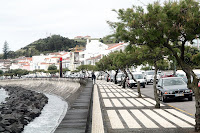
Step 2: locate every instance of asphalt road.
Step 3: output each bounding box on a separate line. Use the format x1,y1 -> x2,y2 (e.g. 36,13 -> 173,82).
135,83 -> 196,117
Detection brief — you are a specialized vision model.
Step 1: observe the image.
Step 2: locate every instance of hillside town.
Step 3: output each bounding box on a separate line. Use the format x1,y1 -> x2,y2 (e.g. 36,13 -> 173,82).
0,39 -> 128,73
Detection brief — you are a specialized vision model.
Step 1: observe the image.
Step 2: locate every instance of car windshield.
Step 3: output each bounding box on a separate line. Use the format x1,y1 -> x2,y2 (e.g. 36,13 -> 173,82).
163,78 -> 186,86
147,72 -> 154,75
133,74 -> 143,79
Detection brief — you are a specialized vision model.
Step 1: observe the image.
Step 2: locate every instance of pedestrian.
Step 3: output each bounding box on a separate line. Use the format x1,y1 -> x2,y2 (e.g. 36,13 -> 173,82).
92,72 -> 96,84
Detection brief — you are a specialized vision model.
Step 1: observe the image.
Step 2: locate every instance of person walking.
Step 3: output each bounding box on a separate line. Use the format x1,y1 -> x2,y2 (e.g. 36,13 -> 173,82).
92,72 -> 96,84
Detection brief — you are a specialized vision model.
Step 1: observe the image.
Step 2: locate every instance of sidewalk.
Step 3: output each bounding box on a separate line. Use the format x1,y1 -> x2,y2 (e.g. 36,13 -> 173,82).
55,80 -> 93,133
92,80 -> 195,133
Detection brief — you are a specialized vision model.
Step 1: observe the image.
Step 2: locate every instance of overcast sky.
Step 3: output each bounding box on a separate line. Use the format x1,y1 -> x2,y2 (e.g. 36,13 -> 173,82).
0,0 -> 165,53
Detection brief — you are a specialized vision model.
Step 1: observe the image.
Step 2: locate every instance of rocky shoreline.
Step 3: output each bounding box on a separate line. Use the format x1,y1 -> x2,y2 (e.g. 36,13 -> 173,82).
0,86 -> 48,133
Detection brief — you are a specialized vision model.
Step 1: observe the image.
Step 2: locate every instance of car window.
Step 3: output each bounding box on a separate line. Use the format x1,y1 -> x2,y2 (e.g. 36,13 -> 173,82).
147,72 -> 154,75
157,79 -> 162,87
133,74 -> 143,79
163,78 -> 186,86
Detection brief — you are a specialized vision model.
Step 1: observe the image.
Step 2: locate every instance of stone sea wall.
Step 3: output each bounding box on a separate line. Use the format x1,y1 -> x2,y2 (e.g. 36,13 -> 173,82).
0,78 -> 87,133
0,78 -> 87,107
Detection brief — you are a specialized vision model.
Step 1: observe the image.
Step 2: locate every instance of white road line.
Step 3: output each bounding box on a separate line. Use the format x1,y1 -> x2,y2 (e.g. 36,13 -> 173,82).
132,92 -> 145,97
114,93 -> 123,97
154,109 -> 193,128
100,89 -> 105,93
103,99 -> 113,107
116,89 -> 123,92
131,110 -> 159,128
128,98 -> 144,107
105,89 -> 111,92
142,109 -> 176,128
110,89 -> 117,92
107,93 -> 115,97
92,85 -> 104,133
136,98 -> 154,106
119,98 -> 134,107
128,93 -> 138,97
119,110 -> 141,128
111,99 -> 123,107
107,110 -> 124,129
144,98 -> 165,106
165,109 -> 195,125
101,93 -> 108,98
120,93 -> 130,97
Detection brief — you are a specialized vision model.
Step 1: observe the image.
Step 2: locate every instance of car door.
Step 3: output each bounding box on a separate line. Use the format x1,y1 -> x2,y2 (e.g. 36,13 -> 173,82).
157,79 -> 163,98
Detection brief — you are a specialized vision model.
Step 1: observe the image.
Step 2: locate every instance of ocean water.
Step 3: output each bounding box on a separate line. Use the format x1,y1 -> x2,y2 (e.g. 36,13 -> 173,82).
0,87 -> 9,105
23,94 -> 68,133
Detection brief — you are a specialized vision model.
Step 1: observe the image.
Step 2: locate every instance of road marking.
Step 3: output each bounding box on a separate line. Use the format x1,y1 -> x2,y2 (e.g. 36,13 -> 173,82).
101,93 -> 108,98
132,92 -> 145,97
128,98 -> 144,107
115,89 -> 123,92
144,98 -> 165,106
113,93 -> 123,97
165,109 -> 195,125
142,109 -> 176,128
136,98 -> 154,106
120,93 -> 130,97
168,104 -> 194,116
111,99 -> 123,107
105,89 -> 111,92
107,110 -> 124,129
110,89 -> 117,92
131,110 -> 159,128
107,93 -> 115,97
100,89 -> 105,92
119,98 -> 134,107
128,93 -> 138,97
103,99 -> 113,107
154,109 -> 193,128
118,110 -> 141,128
92,85 -> 104,133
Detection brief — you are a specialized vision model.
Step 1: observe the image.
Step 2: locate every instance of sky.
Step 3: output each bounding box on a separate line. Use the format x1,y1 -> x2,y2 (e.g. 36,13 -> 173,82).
0,0 -> 165,53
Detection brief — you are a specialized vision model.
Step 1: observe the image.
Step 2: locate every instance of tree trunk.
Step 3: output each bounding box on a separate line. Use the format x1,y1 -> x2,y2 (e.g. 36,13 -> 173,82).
193,84 -> 200,132
137,81 -> 142,98
114,69 -> 119,84
127,68 -> 142,97
154,61 -> 160,108
182,67 -> 200,131
122,69 -> 128,88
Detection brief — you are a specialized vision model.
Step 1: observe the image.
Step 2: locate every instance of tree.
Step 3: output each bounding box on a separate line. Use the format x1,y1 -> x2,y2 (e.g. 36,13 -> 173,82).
0,70 -> 3,76
48,65 -> 58,74
110,0 -> 200,131
3,41 -> 9,59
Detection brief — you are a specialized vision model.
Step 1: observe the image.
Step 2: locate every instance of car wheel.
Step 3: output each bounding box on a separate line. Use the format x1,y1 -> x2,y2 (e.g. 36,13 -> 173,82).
188,96 -> 193,101
143,84 -> 145,88
161,94 -> 167,102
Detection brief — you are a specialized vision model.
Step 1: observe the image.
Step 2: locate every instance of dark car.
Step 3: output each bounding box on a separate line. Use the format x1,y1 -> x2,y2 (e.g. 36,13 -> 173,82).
157,77 -> 193,102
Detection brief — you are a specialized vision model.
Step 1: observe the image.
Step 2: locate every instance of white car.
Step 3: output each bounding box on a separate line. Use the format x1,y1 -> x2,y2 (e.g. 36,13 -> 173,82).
126,72 -> 146,88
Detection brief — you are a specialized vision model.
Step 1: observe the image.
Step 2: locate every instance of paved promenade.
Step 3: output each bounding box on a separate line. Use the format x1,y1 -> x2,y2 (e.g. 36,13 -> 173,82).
92,80 -> 195,133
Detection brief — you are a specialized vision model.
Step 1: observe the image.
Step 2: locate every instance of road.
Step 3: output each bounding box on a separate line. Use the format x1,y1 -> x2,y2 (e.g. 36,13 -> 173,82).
138,83 -> 195,117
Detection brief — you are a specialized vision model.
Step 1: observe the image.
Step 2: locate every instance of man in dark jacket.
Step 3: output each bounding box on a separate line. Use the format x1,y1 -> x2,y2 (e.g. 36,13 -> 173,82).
92,72 -> 96,84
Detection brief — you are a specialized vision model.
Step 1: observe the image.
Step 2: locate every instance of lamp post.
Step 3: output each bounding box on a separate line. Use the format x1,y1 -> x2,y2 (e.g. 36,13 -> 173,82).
59,57 -> 62,78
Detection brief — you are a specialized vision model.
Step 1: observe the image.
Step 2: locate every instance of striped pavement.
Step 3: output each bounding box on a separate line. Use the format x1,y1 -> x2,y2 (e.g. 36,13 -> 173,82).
92,80 -> 195,133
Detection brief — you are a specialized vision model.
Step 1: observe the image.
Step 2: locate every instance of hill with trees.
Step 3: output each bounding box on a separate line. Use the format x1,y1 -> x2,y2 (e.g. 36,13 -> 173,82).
0,35 -> 86,59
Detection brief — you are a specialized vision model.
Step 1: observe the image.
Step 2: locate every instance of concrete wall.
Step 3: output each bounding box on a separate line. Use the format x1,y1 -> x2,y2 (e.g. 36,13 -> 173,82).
0,78 -> 87,108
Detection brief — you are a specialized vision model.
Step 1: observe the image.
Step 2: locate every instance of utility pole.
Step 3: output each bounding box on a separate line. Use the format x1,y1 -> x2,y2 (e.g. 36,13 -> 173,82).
60,57 -> 62,78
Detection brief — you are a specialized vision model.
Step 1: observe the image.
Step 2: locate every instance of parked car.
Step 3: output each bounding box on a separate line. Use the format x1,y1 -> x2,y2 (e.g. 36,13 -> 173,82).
126,72 -> 146,88
116,73 -> 125,84
144,70 -> 155,84
157,77 -> 193,102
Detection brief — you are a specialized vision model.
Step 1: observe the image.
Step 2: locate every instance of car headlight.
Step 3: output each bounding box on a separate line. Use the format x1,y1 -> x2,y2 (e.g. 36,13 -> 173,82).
185,90 -> 190,93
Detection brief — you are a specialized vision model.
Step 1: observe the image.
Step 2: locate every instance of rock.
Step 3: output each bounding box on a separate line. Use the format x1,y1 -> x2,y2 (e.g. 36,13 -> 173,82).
0,85 -> 48,132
